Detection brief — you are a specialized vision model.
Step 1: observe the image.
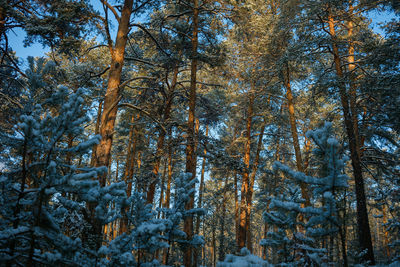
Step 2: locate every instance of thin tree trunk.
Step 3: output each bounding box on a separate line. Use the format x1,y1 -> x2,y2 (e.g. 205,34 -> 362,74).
283,64 -> 310,207
234,171 -> 239,246
195,125 -> 209,234
183,0 -> 199,265
194,124 -> 208,265
146,65 -> 178,203
382,204 -> 391,258
163,128 -> 174,209
115,158 -> 119,180
238,92 -> 254,250
119,115 -> 139,235
327,11 -> 375,264
0,5 -> 5,43
158,158 -> 167,219
122,115 -> 136,182
218,176 -> 229,261
91,100 -> 103,166
246,122 -> 266,252
212,212 -> 217,267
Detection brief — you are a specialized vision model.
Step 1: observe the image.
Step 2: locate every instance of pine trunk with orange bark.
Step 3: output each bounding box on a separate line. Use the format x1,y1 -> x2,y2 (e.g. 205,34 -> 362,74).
95,0 -> 133,185
90,0 -> 134,249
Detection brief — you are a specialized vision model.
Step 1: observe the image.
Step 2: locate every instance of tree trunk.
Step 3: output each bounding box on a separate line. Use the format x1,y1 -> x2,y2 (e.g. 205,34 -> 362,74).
195,125 -> 209,234
218,176 -> 229,261
90,0 -> 133,250
382,204 -> 391,258
157,158 -> 167,218
212,212 -> 217,267
347,5 -> 361,152
327,11 -> 375,264
0,5 -> 5,39
163,127 -> 174,209
238,92 -> 254,250
283,64 -> 310,207
234,171 -> 239,246
95,0 -> 133,185
194,124 -> 208,265
183,0 -> 199,265
146,65 -> 178,204
90,100 -> 103,166
122,115 -> 136,183
119,115 -> 139,235
246,122 -> 266,252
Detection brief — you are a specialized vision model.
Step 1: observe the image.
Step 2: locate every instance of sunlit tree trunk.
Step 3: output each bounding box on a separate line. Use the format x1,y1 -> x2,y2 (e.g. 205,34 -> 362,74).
95,0 -> 133,185
90,0 -> 133,250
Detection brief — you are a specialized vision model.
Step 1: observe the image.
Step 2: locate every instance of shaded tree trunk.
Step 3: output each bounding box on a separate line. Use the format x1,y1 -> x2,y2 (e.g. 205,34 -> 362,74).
163,127 -> 174,209
183,0 -> 199,265
157,158 -> 167,218
283,64 -> 310,207
146,65 -> 178,204
90,100 -> 103,166
218,176 -> 229,261
246,122 -> 266,252
234,171 -> 239,246
119,114 -> 139,235
327,11 -> 375,264
382,204 -> 391,258
195,124 -> 209,234
238,92 -> 254,249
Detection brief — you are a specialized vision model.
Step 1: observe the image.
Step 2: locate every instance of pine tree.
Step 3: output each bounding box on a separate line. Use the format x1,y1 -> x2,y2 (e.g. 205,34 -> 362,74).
262,122 -> 349,266
0,86 -> 106,265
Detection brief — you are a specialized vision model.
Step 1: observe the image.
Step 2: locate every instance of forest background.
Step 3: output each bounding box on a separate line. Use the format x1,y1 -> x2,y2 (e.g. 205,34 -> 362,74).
1,0 -> 400,266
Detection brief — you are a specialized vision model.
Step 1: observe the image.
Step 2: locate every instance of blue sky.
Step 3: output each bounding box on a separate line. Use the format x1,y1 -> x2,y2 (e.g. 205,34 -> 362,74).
7,4 -> 395,67
8,0 -> 112,65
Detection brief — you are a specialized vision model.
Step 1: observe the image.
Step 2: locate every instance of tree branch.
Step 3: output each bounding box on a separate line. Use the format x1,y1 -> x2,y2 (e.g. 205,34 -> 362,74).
100,0 -> 120,21
118,103 -> 167,133
130,23 -> 171,57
